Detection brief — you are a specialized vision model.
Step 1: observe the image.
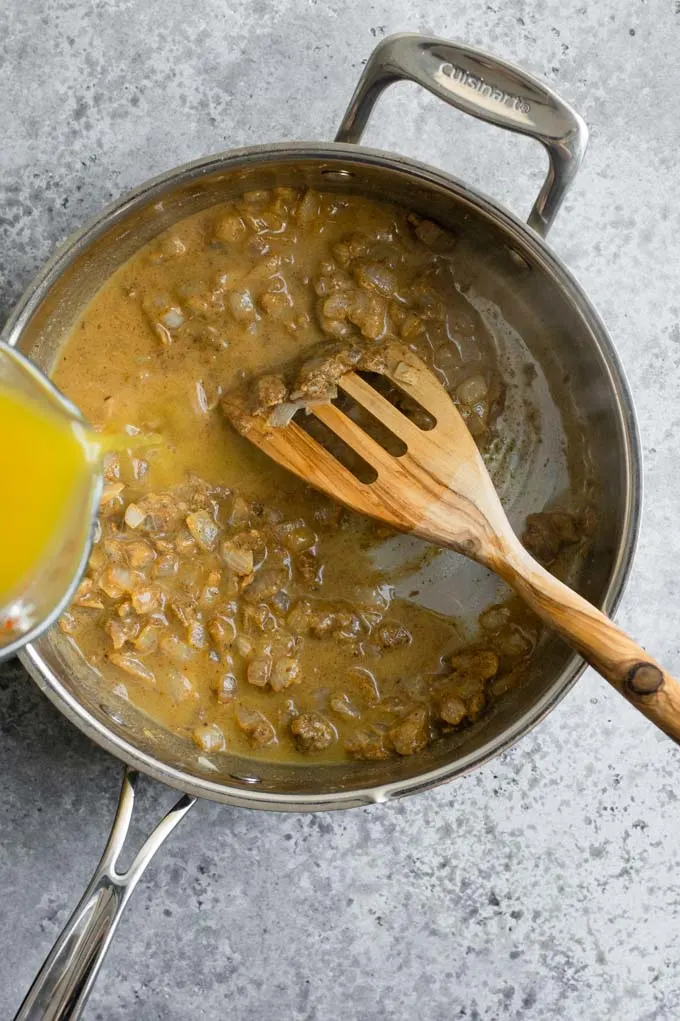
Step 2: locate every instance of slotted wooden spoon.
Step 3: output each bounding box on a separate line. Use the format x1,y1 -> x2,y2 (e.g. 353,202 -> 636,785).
233,341 -> 680,743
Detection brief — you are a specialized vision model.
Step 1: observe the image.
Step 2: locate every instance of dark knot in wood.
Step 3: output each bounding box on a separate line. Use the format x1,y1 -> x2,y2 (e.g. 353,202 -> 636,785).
626,662 -> 664,695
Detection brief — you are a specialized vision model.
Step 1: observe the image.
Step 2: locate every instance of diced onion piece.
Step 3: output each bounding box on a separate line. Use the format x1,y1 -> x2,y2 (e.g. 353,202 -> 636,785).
160,307 -> 184,330
194,380 -> 223,414
134,625 -> 159,654
329,692 -> 361,719
106,617 -> 139,650
353,261 -> 397,297
98,565 -> 140,598
221,542 -> 254,575
187,621 -> 209,649
200,584 -> 220,609
234,702 -> 277,746
267,400 -> 303,428
109,652 -> 155,684
100,481 -> 125,507
154,554 -> 179,578
228,289 -> 257,325
236,634 -> 254,657
192,722 -> 225,754
74,578 -> 104,609
125,540 -> 155,568
216,673 -> 238,703
247,656 -> 272,687
124,503 -> 147,529
160,634 -> 195,664
131,586 -> 165,615
267,389 -> 337,428
270,656 -> 301,692
195,380 -> 209,414
186,509 -> 220,551
164,668 -> 195,703
208,615 -> 236,648
154,324 -> 172,346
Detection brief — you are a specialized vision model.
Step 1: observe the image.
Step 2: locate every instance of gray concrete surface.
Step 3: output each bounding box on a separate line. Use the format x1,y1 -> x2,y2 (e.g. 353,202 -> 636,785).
2,1 -> 680,1018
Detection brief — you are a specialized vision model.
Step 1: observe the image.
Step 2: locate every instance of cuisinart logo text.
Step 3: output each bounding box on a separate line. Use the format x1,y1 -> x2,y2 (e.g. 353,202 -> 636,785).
439,62 -> 531,114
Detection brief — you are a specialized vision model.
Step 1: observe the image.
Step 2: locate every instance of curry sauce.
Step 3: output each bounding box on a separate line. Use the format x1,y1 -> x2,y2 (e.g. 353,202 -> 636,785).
53,187 -> 587,763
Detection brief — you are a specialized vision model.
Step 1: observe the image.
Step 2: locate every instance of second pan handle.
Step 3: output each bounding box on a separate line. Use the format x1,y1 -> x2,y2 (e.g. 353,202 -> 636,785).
335,33 -> 588,237
14,768 -> 195,1021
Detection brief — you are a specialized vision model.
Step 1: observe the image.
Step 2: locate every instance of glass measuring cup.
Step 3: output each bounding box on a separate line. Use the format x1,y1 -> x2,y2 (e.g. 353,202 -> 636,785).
0,341 -> 102,660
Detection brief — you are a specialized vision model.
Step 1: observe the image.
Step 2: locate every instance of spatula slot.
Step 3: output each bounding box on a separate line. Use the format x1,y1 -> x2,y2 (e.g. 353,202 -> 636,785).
292,408 -> 379,484
356,371 -> 437,432
333,389 -> 408,457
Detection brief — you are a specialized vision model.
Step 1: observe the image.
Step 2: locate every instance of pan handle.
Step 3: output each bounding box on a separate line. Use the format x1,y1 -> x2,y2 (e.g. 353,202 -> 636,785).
14,768 -> 195,1021
335,33 -> 588,237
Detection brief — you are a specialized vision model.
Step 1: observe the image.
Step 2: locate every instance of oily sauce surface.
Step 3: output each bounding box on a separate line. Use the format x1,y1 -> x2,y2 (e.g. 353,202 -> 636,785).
53,188 -> 588,763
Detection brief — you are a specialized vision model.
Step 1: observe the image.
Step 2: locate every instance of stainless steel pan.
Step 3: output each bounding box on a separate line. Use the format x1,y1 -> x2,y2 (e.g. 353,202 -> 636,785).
6,34 -> 640,1021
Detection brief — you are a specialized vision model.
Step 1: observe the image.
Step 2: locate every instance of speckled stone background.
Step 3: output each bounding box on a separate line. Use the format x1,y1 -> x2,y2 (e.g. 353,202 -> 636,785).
2,1 -> 680,1018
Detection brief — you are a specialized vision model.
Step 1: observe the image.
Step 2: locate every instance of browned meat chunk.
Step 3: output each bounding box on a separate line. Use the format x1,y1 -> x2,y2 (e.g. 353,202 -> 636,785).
436,649 -> 500,726
221,340 -> 394,432
522,512 -> 580,565
291,347 -> 362,399
448,650 -> 499,683
346,728 -> 390,760
346,666 -> 381,707
353,260 -> 398,297
439,694 -> 467,726
251,374 -> 287,411
438,676 -> 486,724
388,707 -> 429,756
290,712 -> 335,752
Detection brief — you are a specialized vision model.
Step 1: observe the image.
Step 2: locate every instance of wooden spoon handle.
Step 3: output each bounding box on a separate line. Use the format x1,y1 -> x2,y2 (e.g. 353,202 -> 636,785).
497,546 -> 680,743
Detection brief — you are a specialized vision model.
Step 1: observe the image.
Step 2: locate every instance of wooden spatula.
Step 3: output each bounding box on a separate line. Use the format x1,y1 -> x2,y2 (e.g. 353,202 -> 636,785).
227,341 -> 680,743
